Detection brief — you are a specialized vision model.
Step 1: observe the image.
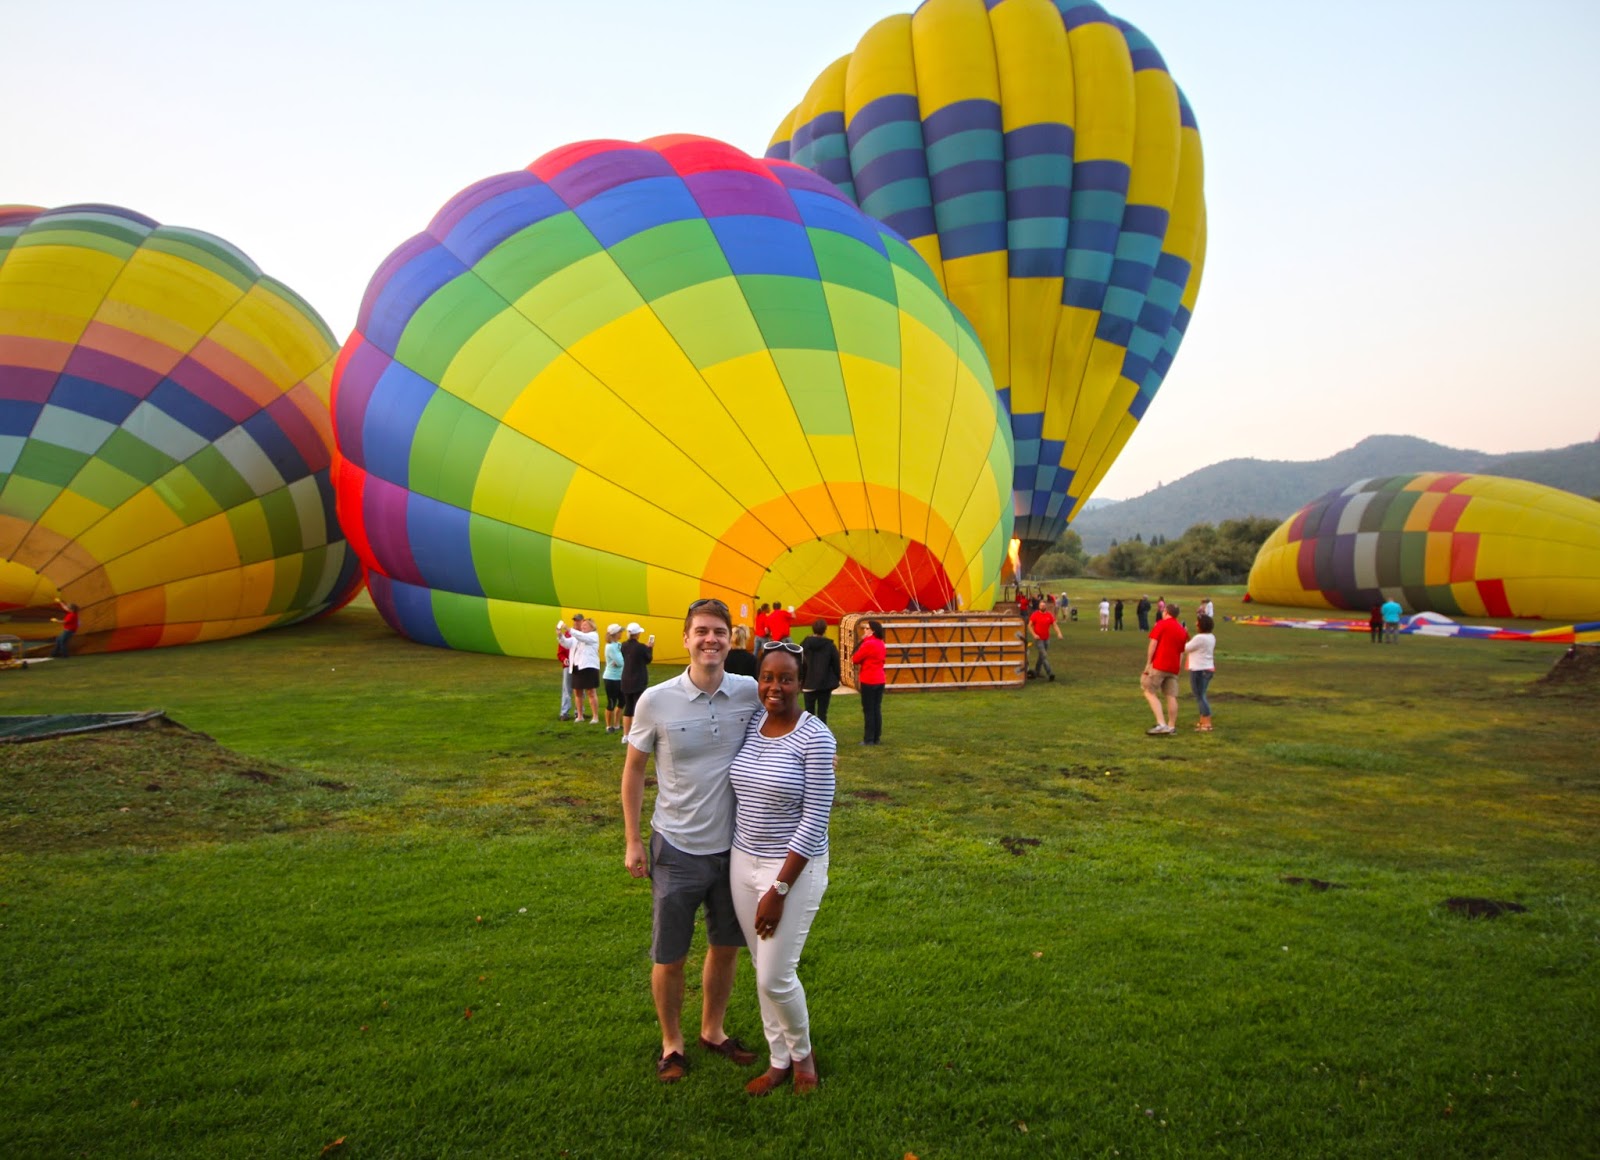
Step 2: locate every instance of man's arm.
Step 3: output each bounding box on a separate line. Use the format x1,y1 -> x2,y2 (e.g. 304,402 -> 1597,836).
621,742 -> 649,877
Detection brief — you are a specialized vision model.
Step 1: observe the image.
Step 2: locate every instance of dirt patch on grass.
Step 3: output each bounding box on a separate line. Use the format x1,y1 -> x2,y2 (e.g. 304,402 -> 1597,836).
1000,836 -> 1041,856
0,716 -> 349,854
1532,645 -> 1600,696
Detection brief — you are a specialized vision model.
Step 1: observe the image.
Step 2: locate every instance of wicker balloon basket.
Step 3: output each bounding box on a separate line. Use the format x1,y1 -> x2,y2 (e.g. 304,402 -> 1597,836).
838,612 -> 1027,692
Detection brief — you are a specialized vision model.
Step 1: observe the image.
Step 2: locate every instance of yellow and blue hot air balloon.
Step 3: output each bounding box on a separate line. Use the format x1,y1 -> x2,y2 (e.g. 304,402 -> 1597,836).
1247,474 -> 1600,622
332,135 -> 1014,659
0,204 -> 362,652
767,0 -> 1207,569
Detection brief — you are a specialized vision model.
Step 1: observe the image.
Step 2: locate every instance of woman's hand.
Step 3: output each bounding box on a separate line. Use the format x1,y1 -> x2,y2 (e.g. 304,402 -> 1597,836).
755,887 -> 786,939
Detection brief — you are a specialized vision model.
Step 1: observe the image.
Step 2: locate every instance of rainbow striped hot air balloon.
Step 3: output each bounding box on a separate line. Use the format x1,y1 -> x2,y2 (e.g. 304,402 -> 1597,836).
0,204 -> 362,652
1247,474 -> 1600,622
333,136 -> 1013,659
767,0 -> 1206,569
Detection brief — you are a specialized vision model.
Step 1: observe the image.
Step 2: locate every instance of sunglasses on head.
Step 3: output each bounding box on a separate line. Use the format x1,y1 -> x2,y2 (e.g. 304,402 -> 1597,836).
688,598 -> 729,613
760,639 -> 803,654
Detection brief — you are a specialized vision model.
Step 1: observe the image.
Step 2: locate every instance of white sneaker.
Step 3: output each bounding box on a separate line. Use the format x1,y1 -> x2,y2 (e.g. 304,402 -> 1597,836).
1147,724 -> 1167,735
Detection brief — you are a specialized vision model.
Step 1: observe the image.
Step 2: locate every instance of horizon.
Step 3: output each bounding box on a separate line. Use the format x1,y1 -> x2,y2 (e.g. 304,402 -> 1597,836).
1090,432 -> 1599,503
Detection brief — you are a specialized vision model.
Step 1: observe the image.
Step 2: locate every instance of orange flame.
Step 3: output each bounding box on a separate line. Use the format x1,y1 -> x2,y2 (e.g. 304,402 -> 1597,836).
1006,537 -> 1022,581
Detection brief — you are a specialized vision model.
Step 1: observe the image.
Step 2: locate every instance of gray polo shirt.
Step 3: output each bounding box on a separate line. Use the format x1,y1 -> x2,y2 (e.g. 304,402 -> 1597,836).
627,668 -> 759,856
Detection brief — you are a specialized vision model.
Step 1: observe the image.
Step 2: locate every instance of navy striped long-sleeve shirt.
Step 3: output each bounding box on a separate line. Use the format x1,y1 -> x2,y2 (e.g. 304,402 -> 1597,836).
730,710 -> 836,860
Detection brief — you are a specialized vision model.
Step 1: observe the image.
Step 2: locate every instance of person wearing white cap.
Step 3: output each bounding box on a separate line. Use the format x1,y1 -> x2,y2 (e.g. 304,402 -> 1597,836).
603,624 -> 626,733
619,622 -> 655,740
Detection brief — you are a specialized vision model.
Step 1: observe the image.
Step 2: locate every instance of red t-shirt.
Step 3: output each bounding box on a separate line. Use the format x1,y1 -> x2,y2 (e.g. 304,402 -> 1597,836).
852,635 -> 887,685
1028,610 -> 1055,640
1148,618 -> 1189,674
755,609 -> 770,637
63,609 -> 80,632
767,607 -> 794,640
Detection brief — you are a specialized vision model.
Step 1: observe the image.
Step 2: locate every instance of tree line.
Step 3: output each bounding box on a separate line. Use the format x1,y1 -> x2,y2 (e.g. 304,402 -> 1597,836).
1030,517 -> 1280,585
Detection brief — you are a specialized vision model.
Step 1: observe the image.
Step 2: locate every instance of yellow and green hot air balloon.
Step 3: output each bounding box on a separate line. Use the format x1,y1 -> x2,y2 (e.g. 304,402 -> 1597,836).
767,0 -> 1207,569
332,136 -> 1013,660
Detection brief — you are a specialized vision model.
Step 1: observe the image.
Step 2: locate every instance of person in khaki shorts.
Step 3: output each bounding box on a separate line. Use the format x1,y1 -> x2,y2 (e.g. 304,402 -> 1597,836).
1141,602 -> 1189,735
621,597 -> 762,1083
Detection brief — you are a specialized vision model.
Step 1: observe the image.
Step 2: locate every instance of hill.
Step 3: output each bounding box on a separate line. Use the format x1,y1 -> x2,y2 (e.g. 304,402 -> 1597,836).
1071,435 -> 1600,554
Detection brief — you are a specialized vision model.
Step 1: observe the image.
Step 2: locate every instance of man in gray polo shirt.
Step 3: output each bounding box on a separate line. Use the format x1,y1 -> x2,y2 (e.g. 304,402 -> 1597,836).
621,597 -> 761,1083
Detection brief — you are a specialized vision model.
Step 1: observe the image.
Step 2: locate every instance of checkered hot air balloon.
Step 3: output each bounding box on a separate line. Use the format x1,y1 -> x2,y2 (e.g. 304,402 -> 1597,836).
767,0 -> 1206,571
0,204 -> 362,652
1247,474 -> 1600,622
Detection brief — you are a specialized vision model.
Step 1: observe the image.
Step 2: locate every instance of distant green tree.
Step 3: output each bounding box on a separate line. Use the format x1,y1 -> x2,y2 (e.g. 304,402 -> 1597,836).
1030,528 -> 1089,580
1091,539 -> 1150,579
1088,517 -> 1279,583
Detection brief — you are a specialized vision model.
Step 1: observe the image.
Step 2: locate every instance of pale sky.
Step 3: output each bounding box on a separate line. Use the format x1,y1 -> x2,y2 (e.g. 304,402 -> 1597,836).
7,0 -> 1598,499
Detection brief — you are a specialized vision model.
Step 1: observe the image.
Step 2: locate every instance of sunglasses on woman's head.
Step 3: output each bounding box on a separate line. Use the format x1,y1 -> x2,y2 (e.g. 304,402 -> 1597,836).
760,639 -> 803,654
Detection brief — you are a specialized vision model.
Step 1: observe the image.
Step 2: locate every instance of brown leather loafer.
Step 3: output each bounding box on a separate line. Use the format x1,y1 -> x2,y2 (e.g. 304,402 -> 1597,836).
699,1035 -> 757,1066
745,1066 -> 792,1095
656,1051 -> 688,1083
793,1067 -> 819,1095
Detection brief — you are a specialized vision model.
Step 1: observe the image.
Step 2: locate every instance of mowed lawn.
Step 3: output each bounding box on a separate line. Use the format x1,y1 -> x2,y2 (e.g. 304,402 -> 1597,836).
2,587 -> 1597,1159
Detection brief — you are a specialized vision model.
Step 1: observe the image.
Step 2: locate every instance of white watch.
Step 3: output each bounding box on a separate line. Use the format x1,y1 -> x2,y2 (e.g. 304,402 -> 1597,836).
771,880 -> 790,897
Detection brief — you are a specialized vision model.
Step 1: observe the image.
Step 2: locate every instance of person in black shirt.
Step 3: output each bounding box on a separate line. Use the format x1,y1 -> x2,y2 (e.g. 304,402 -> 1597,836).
799,619 -> 841,723
619,623 -> 655,739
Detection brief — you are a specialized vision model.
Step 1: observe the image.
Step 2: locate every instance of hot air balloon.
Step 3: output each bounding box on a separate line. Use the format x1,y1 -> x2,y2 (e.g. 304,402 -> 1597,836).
0,204 -> 362,652
1247,474 -> 1600,621
332,135 -> 1014,659
766,0 -> 1206,571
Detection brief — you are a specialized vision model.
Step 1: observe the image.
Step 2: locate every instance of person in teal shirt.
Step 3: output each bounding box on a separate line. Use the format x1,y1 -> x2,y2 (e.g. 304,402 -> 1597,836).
1380,599 -> 1403,644
603,625 -> 627,732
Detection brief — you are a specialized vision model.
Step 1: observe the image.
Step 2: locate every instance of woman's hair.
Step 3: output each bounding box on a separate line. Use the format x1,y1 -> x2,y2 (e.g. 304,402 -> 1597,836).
756,644 -> 801,678
731,624 -> 750,648
867,618 -> 885,638
812,618 -> 828,635
1197,614 -> 1213,634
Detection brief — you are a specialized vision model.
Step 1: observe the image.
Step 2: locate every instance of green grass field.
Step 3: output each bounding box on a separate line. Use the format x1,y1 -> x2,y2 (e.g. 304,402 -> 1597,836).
3,587 -> 1597,1159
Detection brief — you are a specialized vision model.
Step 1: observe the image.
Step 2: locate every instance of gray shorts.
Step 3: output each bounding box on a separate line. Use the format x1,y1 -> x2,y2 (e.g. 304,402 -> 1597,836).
650,832 -> 745,964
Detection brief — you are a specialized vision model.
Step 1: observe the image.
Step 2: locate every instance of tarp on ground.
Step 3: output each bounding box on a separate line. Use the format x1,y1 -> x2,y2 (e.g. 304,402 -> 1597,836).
0,710 -> 168,743
1234,614 -> 1600,644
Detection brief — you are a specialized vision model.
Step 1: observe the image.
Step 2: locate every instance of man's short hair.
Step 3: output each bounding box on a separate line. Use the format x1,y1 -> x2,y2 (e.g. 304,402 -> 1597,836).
683,597 -> 731,632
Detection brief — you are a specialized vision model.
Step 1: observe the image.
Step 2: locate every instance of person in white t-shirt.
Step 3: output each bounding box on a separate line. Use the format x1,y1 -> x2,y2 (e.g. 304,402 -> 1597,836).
1098,598 -> 1111,632
566,617 -> 603,723
1184,613 -> 1217,732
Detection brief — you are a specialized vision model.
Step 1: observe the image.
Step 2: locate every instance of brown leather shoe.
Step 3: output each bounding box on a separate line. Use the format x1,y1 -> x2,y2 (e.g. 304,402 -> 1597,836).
656,1051 -> 688,1083
699,1035 -> 757,1066
793,1064 -> 819,1095
745,1066 -> 792,1095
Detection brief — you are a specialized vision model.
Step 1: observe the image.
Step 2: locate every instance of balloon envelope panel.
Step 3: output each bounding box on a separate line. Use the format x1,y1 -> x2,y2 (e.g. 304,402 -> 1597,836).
766,0 -> 1207,561
333,136 -> 1014,658
0,204 -> 362,651
1247,474 -> 1600,621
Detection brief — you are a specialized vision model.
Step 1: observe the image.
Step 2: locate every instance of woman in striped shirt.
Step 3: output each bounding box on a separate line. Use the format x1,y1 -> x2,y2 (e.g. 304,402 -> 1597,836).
728,640 -> 837,1095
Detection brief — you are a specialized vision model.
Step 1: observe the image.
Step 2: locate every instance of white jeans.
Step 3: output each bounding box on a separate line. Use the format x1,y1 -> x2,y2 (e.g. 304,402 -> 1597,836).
731,847 -> 828,1068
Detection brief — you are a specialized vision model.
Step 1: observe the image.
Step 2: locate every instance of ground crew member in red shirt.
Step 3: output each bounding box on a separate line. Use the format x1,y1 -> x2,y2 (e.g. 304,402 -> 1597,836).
766,604 -> 794,644
1028,605 -> 1062,681
1142,603 -> 1189,735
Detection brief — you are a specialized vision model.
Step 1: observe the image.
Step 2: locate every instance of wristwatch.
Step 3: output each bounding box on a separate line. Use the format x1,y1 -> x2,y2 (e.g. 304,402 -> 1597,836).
771,881 -> 790,897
